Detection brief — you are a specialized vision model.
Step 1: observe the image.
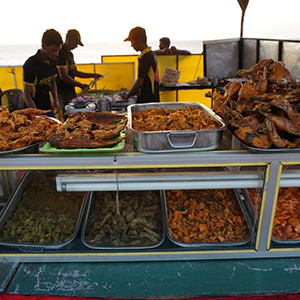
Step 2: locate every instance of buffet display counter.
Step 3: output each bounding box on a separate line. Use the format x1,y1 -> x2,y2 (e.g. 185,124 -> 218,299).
0,132 -> 300,263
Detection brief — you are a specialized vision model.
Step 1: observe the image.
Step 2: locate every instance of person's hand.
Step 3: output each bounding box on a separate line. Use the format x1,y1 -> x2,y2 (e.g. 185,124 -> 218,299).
94,73 -> 102,79
120,91 -> 129,99
81,83 -> 89,90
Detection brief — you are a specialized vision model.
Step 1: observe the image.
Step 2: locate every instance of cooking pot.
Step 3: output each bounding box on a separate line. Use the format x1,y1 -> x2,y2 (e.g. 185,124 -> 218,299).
97,97 -> 111,112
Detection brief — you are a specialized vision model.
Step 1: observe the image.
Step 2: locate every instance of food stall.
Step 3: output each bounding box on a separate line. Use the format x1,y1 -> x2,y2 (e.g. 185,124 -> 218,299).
1,38 -> 300,298
0,97 -> 300,263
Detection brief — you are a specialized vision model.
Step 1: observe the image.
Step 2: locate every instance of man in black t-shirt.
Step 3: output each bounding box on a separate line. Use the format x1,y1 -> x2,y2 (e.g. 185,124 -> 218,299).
23,29 -> 63,117
56,29 -> 102,115
122,27 -> 160,103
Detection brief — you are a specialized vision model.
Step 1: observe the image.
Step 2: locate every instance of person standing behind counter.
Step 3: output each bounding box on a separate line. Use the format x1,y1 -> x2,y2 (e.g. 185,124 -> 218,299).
56,29 -> 102,115
122,26 -> 160,103
23,29 -> 63,117
154,37 -> 191,55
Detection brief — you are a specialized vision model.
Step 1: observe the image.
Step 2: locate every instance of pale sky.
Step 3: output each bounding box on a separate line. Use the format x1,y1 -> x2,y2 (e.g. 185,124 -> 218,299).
1,0 -> 299,45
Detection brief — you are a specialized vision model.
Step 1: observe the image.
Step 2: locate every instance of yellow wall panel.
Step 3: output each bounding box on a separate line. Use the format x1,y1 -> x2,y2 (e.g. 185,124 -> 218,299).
177,89 -> 212,108
102,55 -> 138,78
159,90 -> 177,102
0,66 -> 18,91
14,66 -> 24,90
178,55 -> 204,82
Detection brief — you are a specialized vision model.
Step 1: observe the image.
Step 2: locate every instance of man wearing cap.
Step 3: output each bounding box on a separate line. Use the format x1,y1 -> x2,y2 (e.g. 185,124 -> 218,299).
56,29 -> 102,115
122,26 -> 160,103
23,28 -> 63,117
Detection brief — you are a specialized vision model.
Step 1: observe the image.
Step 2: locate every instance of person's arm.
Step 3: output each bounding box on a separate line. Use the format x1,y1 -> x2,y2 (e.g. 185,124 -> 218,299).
120,78 -> 144,100
50,77 -> 60,113
57,66 -> 88,90
74,67 -> 102,79
23,83 -> 37,108
128,78 -> 144,98
154,48 -> 171,55
170,46 -> 191,55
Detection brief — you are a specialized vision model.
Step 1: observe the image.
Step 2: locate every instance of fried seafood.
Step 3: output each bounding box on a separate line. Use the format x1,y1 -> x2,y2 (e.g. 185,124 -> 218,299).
0,107 -> 59,151
47,111 -> 127,149
248,187 -> 300,240
132,106 -> 219,131
84,191 -> 163,247
166,189 -> 249,244
208,59 -> 300,148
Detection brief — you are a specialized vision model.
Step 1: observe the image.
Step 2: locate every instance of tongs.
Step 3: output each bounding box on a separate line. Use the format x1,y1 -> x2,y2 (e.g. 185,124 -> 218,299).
78,71 -> 110,96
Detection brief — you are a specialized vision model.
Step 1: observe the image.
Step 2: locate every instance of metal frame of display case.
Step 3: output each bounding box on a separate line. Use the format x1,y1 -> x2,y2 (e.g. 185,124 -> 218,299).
0,149 -> 299,263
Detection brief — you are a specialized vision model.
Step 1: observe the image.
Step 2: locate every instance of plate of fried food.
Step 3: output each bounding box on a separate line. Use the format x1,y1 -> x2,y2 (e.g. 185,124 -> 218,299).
0,107 -> 61,155
39,111 -> 127,153
208,59 -> 300,152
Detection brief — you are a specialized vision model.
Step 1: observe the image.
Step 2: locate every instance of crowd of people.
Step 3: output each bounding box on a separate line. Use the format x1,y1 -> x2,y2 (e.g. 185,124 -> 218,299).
2,27 -> 191,117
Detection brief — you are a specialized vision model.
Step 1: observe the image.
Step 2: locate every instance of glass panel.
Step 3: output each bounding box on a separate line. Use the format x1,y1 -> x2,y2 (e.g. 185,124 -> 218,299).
259,40 -> 279,61
271,164 -> 300,247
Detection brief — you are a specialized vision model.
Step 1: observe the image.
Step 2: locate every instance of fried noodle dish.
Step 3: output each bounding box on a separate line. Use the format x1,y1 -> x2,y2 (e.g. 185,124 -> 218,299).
132,105 -> 219,131
0,107 -> 59,151
48,111 -> 127,149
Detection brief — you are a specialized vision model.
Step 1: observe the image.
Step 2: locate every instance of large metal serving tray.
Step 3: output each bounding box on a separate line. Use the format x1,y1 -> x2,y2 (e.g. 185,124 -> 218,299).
127,102 -> 226,153
0,170 -> 90,251
243,188 -> 300,245
164,188 -> 253,248
81,189 -> 166,250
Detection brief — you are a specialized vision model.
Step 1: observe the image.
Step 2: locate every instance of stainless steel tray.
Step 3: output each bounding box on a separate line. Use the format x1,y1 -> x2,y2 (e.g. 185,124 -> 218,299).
229,129 -> 300,153
81,189 -> 166,250
243,188 -> 300,245
127,102 -> 225,153
0,116 -> 61,155
164,188 -> 253,248
0,170 -> 89,250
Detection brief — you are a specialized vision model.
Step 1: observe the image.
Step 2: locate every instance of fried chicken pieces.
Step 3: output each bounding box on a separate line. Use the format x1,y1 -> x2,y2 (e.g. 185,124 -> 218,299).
209,59 -> 300,149
47,111 -> 127,149
0,107 -> 59,151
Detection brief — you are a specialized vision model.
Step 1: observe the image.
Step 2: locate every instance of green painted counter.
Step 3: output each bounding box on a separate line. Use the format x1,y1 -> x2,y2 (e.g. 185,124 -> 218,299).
3,258 -> 300,298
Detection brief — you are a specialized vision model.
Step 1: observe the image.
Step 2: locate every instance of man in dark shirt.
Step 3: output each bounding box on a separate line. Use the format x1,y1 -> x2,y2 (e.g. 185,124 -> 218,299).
23,29 -> 63,117
56,29 -> 102,114
154,37 -> 191,55
122,27 -> 160,103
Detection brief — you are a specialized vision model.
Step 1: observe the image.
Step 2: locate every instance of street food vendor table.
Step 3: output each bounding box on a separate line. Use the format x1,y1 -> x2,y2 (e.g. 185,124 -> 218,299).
159,83 -> 214,103
1,134 -> 300,297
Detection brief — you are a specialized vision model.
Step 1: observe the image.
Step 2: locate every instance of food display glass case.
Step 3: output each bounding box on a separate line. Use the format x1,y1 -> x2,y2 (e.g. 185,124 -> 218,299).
0,133 -> 299,262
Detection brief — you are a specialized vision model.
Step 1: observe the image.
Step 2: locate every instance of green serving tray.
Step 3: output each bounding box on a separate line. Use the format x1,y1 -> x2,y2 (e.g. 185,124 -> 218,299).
39,139 -> 125,154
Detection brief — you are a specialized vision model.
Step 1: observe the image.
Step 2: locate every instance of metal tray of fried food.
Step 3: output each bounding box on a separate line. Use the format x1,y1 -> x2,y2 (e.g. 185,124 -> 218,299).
0,116 -> 61,155
229,129 -> 300,153
164,188 -> 253,248
127,102 -> 225,153
0,170 -> 89,250
81,189 -> 166,250
243,187 -> 300,245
